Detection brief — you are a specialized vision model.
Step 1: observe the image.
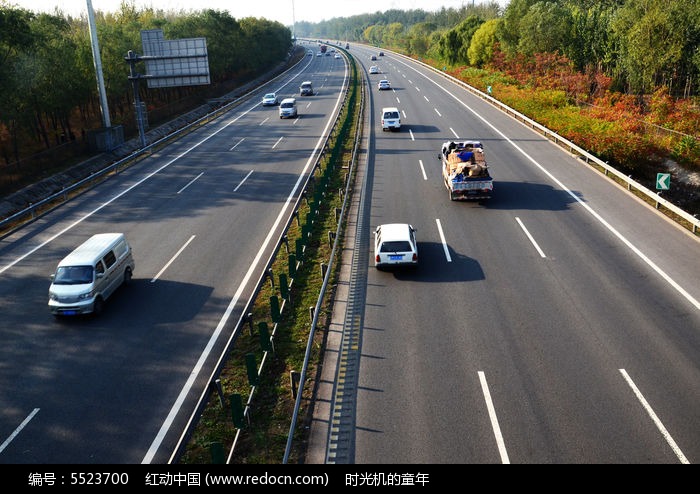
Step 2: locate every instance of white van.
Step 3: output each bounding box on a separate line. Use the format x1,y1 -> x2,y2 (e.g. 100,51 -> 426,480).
381,107 -> 401,131
299,81 -> 314,96
279,98 -> 298,118
48,233 -> 135,317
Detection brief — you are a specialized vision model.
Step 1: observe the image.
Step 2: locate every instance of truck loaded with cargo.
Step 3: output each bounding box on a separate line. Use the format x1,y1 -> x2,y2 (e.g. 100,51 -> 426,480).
439,140 -> 493,201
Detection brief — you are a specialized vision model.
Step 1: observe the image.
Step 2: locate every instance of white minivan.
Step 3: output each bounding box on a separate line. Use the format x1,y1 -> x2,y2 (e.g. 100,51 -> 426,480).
48,233 -> 135,317
279,98 -> 298,118
381,107 -> 401,131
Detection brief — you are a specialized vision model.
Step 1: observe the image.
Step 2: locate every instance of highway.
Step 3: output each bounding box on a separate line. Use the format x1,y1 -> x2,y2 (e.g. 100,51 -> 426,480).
0,43 -> 348,464
2,38 -> 699,466
313,44 -> 700,464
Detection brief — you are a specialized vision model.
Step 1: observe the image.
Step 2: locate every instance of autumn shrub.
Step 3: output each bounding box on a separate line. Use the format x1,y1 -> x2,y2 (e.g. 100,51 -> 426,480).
673,136 -> 700,168
431,53 -> 699,178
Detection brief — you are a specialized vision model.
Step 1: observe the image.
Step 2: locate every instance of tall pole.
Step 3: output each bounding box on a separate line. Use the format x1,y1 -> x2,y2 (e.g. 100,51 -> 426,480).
291,0 -> 295,44
86,0 -> 111,130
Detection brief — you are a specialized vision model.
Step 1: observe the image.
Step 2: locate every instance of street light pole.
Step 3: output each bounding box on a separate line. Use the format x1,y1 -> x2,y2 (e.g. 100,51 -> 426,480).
291,0 -> 295,44
86,0 -> 113,147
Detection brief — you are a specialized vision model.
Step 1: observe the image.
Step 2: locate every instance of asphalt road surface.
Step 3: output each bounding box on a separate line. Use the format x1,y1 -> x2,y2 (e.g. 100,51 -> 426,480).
308,44 -> 700,465
0,46 -> 349,464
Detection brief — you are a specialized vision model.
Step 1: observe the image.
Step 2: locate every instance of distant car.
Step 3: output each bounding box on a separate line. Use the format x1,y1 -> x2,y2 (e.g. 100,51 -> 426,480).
300,81 -> 314,96
374,223 -> 418,269
377,79 -> 391,90
369,65 -> 380,74
381,106 -> 401,131
307,50 -> 313,56
334,53 -> 341,59
378,51 -> 384,56
261,92 -> 278,106
316,52 -> 322,57
371,55 -> 377,61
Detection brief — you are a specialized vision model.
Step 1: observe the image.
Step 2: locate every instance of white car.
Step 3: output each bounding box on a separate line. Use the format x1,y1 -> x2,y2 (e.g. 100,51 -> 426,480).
279,98 -> 298,118
261,92 -> 278,106
377,79 -> 391,90
374,223 -> 418,269
369,65 -> 380,74
381,107 -> 401,131
334,53 -> 341,59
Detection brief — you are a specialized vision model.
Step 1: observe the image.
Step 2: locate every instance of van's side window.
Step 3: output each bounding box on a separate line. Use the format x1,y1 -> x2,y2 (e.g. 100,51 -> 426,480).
95,261 -> 105,275
103,251 -> 117,269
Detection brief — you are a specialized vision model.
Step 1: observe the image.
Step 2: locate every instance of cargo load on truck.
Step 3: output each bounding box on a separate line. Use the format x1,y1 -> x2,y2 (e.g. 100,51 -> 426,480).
439,140 -> 493,201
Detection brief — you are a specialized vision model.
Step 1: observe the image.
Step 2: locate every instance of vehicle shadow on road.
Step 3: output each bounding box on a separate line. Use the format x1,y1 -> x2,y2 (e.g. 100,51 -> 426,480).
477,180 -> 581,210
382,241 -> 485,282
398,123 -> 441,133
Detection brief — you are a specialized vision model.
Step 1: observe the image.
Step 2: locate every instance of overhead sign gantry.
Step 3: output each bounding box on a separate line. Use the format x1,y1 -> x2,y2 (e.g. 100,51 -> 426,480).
126,29 -> 210,147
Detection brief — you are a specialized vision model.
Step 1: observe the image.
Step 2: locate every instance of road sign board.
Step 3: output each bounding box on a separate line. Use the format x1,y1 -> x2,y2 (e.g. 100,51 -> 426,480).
656,173 -> 671,190
141,29 -> 210,89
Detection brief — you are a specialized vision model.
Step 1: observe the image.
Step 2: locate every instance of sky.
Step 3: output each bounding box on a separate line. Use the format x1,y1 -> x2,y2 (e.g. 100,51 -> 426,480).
3,0 -> 507,25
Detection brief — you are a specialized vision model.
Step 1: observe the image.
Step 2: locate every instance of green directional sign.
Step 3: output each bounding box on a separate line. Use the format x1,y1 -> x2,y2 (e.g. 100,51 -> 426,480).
656,173 -> 671,190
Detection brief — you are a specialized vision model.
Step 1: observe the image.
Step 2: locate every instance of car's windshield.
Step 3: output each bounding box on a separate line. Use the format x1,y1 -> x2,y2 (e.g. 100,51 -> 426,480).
53,265 -> 93,285
264,93 -> 275,98
384,112 -> 399,119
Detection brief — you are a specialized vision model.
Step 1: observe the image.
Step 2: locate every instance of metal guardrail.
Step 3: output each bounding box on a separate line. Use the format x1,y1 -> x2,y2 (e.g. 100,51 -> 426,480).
389,49 -> 700,235
167,51 -> 357,464
282,55 -> 364,465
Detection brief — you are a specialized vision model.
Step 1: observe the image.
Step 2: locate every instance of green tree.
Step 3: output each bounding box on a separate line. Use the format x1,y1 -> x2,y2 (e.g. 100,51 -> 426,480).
517,1 -> 573,56
167,10 -> 244,80
24,13 -> 86,147
0,6 -> 34,162
405,22 -> 436,57
363,24 -> 384,46
611,0 -> 696,95
497,0 -> 538,57
468,18 -> 502,67
565,1 -> 618,73
456,15 -> 485,64
238,17 -> 291,73
384,22 -> 404,49
98,6 -> 152,118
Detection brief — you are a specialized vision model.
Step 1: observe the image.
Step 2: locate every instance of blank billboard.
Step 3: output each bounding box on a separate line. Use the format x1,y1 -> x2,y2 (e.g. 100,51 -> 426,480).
140,29 -> 210,88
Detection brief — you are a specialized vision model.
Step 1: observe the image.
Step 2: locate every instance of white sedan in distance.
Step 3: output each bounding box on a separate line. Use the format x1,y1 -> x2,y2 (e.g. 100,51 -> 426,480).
261,92 -> 278,106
